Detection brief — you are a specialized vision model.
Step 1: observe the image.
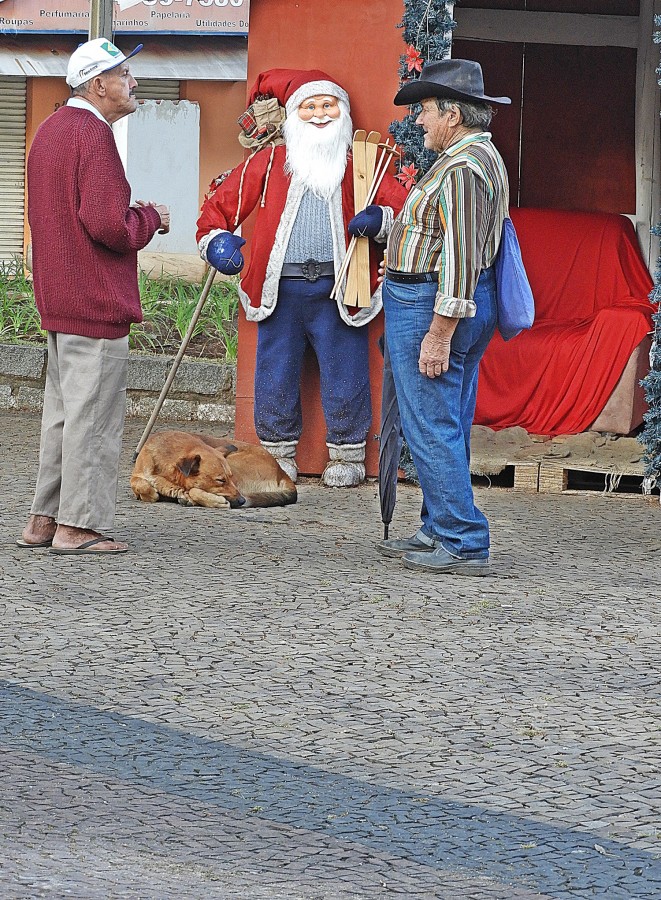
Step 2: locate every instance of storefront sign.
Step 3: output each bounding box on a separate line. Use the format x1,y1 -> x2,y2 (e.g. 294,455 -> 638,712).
0,0 -> 250,36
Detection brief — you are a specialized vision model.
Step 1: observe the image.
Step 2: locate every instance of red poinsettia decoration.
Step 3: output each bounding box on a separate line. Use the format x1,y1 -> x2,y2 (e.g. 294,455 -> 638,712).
404,44 -> 423,73
396,163 -> 419,190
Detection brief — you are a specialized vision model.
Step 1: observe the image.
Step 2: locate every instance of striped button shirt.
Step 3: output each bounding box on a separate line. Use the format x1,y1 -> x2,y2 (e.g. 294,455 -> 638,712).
387,132 -> 510,318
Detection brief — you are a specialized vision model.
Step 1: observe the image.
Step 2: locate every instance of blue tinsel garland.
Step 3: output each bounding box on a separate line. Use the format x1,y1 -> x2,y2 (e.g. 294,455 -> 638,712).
640,18 -> 661,488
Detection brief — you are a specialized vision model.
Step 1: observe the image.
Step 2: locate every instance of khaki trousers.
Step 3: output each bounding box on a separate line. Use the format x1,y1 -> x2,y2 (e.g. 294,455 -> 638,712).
30,332 -> 129,532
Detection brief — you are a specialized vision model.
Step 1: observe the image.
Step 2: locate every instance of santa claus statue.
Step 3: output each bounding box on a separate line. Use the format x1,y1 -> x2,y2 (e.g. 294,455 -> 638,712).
196,68 -> 406,487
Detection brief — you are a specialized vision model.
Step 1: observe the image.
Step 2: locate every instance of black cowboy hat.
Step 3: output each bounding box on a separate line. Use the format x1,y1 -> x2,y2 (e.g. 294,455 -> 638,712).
394,59 -> 511,106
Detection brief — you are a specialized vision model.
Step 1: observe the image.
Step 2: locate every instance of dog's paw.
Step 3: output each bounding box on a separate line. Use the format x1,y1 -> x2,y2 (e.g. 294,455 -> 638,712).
188,488 -> 230,509
129,477 -> 160,503
177,496 -> 195,506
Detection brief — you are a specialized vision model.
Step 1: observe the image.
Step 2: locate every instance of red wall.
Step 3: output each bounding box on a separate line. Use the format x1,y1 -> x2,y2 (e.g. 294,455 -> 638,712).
181,80 -> 247,210
235,0 -> 405,475
454,38 -> 637,214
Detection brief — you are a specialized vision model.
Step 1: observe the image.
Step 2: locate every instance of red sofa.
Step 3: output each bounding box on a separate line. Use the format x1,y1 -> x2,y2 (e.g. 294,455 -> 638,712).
475,207 -> 654,437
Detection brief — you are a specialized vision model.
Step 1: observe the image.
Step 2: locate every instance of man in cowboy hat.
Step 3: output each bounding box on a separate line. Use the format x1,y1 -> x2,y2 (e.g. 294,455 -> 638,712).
377,59 -> 511,574
196,69 -> 406,487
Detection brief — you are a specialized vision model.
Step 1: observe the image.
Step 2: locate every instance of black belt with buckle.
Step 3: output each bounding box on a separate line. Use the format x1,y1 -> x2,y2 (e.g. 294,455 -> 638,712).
281,260 -> 334,282
386,268 -> 437,284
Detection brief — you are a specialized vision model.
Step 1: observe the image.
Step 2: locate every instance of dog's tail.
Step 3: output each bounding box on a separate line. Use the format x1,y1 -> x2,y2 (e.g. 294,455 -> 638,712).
242,487 -> 297,508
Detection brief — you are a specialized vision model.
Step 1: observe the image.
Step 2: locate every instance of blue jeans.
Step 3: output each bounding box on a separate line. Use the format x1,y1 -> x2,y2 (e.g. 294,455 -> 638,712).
383,268 -> 497,558
254,276 -> 372,445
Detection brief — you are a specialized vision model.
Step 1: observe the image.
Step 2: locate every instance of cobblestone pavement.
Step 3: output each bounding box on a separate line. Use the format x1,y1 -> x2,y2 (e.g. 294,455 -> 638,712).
1,411 -> 660,900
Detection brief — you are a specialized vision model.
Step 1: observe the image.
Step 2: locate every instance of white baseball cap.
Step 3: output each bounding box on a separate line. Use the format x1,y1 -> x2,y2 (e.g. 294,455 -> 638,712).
66,38 -> 143,89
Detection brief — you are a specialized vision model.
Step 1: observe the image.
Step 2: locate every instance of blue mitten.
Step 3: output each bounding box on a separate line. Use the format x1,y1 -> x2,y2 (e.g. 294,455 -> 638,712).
348,205 -> 383,239
205,231 -> 246,275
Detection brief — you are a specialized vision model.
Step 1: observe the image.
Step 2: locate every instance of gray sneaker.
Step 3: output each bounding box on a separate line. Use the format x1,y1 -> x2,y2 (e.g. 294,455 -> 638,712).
402,547 -> 489,576
378,530 -> 438,558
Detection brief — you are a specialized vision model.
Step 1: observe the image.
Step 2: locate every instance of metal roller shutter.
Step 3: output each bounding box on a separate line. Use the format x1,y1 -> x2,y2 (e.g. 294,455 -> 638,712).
134,79 -> 180,101
0,77 -> 26,266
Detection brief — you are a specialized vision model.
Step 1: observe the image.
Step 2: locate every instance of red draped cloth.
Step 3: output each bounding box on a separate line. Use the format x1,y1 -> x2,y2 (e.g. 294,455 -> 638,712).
475,207 -> 654,436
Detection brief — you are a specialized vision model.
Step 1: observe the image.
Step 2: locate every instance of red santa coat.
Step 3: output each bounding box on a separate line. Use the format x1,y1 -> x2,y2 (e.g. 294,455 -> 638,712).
196,144 -> 408,326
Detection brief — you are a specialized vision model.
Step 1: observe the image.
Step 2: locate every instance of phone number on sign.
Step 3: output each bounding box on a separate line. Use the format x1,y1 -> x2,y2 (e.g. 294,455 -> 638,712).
141,0 -> 245,6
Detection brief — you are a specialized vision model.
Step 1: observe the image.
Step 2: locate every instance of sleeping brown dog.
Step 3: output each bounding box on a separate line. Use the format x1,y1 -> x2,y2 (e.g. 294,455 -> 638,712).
131,430 -> 297,509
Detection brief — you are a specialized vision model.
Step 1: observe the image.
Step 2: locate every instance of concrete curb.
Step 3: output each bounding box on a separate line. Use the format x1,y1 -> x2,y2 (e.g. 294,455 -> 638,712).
0,342 -> 236,424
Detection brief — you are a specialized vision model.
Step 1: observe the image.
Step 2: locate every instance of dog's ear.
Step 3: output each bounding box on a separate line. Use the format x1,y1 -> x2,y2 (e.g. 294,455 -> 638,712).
177,454 -> 201,477
222,443 -> 239,456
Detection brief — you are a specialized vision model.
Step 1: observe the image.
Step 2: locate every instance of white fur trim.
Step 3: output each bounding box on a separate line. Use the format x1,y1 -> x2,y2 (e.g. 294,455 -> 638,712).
260,440 -> 298,458
263,178 -> 308,311
329,192 -> 382,327
198,228 -> 227,263
375,206 -> 394,243
241,178 -> 382,327
285,80 -> 350,118
260,441 -> 298,481
326,442 -> 366,463
240,179 -> 308,322
238,283 -> 273,323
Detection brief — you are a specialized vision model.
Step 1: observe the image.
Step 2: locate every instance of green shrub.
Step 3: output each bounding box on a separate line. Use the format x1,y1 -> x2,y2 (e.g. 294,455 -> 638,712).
0,258 -> 45,344
130,271 -> 239,360
0,258 -> 239,361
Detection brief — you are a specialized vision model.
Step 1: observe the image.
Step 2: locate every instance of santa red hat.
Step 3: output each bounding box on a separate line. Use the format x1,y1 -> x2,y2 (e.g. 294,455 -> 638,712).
248,68 -> 350,118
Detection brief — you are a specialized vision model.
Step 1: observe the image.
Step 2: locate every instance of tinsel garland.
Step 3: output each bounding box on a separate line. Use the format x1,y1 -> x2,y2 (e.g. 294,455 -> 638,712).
639,17 -> 661,494
389,0 -> 456,179
640,238 -> 661,492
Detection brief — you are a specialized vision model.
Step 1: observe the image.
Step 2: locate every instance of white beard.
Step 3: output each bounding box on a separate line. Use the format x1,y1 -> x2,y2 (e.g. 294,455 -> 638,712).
283,101 -> 353,201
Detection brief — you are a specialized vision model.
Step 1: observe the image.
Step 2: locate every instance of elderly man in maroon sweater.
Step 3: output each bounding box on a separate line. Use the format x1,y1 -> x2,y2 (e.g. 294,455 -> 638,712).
18,39 -> 169,555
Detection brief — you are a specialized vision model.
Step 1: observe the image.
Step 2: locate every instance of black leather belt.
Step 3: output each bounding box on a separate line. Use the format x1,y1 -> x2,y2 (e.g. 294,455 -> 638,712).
386,268 -> 437,284
281,260 -> 334,282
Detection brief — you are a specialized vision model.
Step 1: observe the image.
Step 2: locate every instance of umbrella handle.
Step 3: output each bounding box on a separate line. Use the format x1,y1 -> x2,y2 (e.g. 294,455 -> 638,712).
384,524 -> 389,540
132,266 -> 217,461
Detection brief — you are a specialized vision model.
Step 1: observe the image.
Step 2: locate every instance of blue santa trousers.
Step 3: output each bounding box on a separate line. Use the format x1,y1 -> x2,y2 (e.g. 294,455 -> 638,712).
254,276 -> 372,445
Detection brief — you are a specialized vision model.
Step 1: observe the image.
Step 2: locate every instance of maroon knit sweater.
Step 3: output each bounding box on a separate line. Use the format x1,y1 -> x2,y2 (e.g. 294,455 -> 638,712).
27,105 -> 161,339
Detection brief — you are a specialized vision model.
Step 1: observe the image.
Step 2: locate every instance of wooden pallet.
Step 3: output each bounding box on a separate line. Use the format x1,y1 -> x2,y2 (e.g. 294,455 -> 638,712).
512,461 -> 541,491
470,461 -> 541,492
471,460 -> 657,496
537,462 -> 650,494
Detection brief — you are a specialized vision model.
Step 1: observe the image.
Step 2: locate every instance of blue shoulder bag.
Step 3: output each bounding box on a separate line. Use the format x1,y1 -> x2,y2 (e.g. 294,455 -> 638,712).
494,217 -> 535,341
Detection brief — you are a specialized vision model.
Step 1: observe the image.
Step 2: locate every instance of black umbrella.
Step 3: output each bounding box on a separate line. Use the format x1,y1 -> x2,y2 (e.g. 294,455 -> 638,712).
378,335 -> 404,540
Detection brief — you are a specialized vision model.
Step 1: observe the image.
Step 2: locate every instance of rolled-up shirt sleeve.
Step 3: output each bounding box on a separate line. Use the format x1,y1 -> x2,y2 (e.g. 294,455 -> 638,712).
435,166 -> 491,318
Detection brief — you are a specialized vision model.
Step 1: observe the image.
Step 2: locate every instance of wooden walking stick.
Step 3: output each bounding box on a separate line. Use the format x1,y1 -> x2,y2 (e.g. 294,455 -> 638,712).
132,266 -> 217,461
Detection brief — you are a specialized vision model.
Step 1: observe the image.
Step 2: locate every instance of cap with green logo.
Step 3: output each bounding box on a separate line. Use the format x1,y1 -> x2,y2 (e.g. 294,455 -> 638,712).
66,37 -> 143,89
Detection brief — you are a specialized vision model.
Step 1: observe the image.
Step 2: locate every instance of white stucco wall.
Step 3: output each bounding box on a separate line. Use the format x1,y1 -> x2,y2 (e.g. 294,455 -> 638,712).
114,99 -> 200,256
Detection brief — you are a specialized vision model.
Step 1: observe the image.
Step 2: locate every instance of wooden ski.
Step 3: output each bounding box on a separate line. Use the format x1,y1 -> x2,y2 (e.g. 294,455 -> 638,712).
331,137 -> 398,303
343,131 -> 367,307
344,130 -> 380,308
